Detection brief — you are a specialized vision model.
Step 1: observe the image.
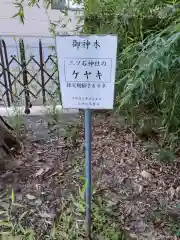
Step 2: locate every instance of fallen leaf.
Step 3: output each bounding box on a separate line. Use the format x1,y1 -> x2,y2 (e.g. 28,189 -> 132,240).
176,186 -> 180,198
48,171 -> 58,178
0,171 -> 13,179
133,183 -> 143,194
0,202 -> 9,211
26,194 -> 36,200
35,168 -> 44,177
141,170 -> 152,179
167,186 -> 175,200
40,212 -> 55,219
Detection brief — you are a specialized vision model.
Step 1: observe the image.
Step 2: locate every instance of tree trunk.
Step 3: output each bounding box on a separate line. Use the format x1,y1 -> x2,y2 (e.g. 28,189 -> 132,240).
0,116 -> 21,157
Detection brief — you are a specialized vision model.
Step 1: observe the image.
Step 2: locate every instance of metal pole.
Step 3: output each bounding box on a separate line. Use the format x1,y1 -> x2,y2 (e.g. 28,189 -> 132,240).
84,109 -> 92,239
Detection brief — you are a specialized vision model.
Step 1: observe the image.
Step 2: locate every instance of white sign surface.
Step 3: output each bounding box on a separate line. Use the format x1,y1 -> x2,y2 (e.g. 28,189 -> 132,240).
56,35 -> 117,109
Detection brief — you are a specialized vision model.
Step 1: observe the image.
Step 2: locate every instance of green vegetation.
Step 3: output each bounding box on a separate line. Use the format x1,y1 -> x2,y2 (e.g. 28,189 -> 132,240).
0,99 -> 123,239
84,0 -> 180,152
7,104 -> 25,138
15,0 -> 180,152
10,0 -> 180,238
0,186 -> 124,240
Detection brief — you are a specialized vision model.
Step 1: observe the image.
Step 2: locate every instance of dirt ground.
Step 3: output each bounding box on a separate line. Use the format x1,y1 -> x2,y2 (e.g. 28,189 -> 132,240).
0,112 -> 180,239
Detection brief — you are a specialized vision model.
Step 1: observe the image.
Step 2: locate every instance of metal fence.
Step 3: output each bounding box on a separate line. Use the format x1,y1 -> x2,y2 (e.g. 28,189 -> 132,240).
0,37 -> 60,113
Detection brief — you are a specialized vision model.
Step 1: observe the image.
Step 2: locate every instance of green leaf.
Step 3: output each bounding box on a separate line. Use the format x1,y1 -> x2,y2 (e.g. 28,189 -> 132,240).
11,189 -> 15,204
0,221 -> 13,227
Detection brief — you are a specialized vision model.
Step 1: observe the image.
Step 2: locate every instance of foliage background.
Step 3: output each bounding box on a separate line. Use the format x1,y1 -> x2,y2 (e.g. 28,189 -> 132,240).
84,0 -> 180,152
16,0 -> 180,151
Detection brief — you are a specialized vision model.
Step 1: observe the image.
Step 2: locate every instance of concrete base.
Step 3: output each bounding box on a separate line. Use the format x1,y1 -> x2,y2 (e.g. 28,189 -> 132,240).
0,105 -> 79,116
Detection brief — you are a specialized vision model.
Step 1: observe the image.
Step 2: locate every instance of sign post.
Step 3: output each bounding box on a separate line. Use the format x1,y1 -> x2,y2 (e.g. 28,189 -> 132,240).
84,108 -> 92,238
56,35 -> 117,238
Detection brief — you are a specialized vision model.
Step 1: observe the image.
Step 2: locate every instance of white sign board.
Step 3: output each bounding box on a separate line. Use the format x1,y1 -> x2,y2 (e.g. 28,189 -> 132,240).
56,35 -> 117,109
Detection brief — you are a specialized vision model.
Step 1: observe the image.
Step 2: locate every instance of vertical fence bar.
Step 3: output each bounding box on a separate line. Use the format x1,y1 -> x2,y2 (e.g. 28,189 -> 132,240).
19,38 -> 30,113
53,44 -> 61,104
2,39 -> 13,103
39,39 -> 46,104
0,38 -> 10,107
56,57 -> 61,104
85,109 -> 92,239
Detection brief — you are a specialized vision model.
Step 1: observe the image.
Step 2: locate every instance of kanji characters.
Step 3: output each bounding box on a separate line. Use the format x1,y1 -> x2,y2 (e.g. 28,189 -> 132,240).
82,60 -> 87,66
93,40 -> 100,49
66,58 -> 109,87
72,39 -> 101,49
76,83 -> 82,88
72,40 -> 81,49
88,60 -> 95,67
66,83 -> 106,88
82,40 -> 91,49
71,95 -> 101,107
68,58 -> 107,66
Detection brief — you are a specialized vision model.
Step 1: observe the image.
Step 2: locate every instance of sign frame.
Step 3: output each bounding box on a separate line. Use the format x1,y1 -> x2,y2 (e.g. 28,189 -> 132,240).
55,34 -> 118,110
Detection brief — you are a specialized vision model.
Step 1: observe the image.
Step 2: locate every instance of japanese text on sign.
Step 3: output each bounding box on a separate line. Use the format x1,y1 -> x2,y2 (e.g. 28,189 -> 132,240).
64,58 -> 112,83
56,35 -> 117,109
72,39 -> 100,49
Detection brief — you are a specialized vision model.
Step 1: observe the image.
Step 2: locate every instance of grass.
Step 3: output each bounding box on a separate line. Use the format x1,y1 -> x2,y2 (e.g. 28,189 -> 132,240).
150,205 -> 180,238
44,93 -> 80,146
44,91 -> 63,138
7,105 -> 25,138
0,184 -> 124,240
0,98 -> 124,240
84,0 -> 180,156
